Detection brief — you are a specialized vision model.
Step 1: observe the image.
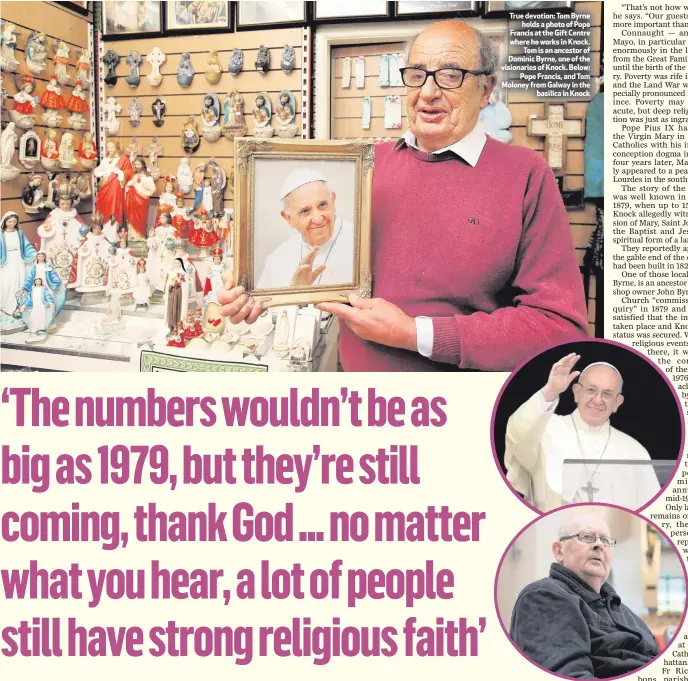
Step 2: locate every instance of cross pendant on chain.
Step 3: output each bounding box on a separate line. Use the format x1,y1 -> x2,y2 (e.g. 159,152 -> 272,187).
581,480 -> 599,502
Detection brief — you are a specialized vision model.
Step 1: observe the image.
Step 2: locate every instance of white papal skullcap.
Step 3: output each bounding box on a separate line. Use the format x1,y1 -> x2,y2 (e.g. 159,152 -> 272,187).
279,168 -> 328,201
580,362 -> 624,389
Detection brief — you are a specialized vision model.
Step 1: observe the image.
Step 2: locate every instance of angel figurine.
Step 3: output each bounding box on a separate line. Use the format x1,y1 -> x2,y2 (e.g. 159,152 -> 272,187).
10,75 -> 38,129
53,41 -> 71,85
204,49 -> 221,85
147,47 -> 165,87
0,122 -> 20,181
75,48 -> 90,89
181,116 -> 201,153
39,75 -> 66,127
25,31 -> 48,76
252,93 -> 273,138
0,22 -> 19,73
67,80 -> 89,130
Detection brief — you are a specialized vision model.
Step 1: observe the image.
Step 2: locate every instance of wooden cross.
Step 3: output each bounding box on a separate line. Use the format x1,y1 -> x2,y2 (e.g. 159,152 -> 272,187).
527,104 -> 585,177
581,480 -> 599,502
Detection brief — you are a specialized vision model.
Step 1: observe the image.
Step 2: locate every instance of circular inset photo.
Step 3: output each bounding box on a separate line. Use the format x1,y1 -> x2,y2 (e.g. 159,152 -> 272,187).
495,505 -> 686,680
492,339 -> 683,512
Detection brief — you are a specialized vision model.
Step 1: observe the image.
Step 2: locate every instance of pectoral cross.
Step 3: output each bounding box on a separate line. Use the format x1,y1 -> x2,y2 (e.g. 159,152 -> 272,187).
581,480 -> 599,502
527,103 -> 585,176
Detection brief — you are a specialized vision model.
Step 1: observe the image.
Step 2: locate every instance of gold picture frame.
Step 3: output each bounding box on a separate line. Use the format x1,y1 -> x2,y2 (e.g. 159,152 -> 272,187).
233,138 -> 374,309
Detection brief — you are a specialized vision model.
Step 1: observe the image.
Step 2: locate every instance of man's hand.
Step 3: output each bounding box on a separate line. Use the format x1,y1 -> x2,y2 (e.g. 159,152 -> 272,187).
542,353 -> 581,402
217,272 -> 263,325
291,247 -> 326,286
317,294 -> 417,352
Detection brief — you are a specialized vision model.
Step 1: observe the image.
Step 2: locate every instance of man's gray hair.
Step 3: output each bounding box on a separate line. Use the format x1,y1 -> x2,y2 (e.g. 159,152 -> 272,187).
557,513 -> 611,541
402,20 -> 501,87
282,180 -> 332,214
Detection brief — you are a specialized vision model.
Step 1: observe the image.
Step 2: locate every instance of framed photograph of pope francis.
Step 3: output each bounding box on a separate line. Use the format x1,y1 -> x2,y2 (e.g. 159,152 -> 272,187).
233,138 -> 373,308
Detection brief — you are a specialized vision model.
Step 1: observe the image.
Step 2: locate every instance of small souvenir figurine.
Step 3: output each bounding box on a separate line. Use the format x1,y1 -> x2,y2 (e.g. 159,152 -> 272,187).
52,41 -> 71,85
252,92 -> 273,138
167,320 -> 186,347
1,76 -> 7,110
228,48 -> 243,75
203,247 -> 225,304
255,45 -> 269,74
188,209 -> 220,258
163,257 -> 190,332
147,209 -> 176,292
75,47 -> 90,89
40,129 -> 59,170
1,211 -> 37,331
158,175 -> 177,213
103,49 -> 120,87
72,174 -> 91,203
152,96 -> 166,128
207,159 -> 226,216
101,281 -> 125,332
146,136 -> 164,181
19,277 -> 55,343
0,22 -> 19,73
181,116 -> 201,153
25,30 -> 48,76
21,174 -> 45,214
0,122 -> 20,181
171,192 -> 191,238
133,258 -> 150,310
58,131 -> 77,169
77,132 -> 98,170
10,75 -> 38,129
125,138 -> 141,164
177,52 -> 194,88
124,157 -> 156,242
39,75 -> 66,127
479,90 -> 513,144
191,162 -> 206,211
221,90 -> 247,139
106,226 -> 137,295
177,157 -> 193,194
181,310 -> 196,342
128,96 -> 143,127
201,93 -> 221,142
125,49 -> 141,88
94,139 -> 134,227
103,96 -> 122,135
23,251 -> 65,325
275,90 -> 297,138
76,212 -> 110,296
67,80 -> 89,130
147,47 -> 166,87
19,130 -> 40,169
205,49 -> 222,85
281,44 -> 295,73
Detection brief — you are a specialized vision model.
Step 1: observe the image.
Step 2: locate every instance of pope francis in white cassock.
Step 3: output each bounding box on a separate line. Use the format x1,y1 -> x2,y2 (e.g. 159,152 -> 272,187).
505,353 -> 661,511
256,168 -> 355,290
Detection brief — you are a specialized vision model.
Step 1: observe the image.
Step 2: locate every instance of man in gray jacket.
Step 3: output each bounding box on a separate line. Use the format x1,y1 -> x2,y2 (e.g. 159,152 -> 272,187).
510,514 -> 659,678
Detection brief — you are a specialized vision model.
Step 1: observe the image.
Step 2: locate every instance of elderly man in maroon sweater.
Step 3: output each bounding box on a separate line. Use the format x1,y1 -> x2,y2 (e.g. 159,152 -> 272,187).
219,20 -> 588,371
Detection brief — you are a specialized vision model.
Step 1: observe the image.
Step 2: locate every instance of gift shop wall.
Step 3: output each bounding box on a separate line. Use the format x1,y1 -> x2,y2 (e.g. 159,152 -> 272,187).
1,2 -> 94,243
102,28 -> 305,216
327,1 -> 602,335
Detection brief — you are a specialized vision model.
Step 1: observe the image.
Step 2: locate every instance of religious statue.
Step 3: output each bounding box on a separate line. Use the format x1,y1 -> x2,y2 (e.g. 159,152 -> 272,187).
191,162 -> 207,212
0,22 -> 19,73
125,49 -> 141,88
128,97 -> 143,128
177,52 -> 194,87
255,45 -> 269,74
0,122 -> 20,181
39,75 -> 65,127
228,48 -> 243,75
205,49 -> 222,84
252,92 -> 273,138
103,96 -> 121,135
167,321 -> 186,347
23,250 -> 65,324
40,129 -> 59,171
163,257 -> 190,332
25,30 -> 48,76
71,173 -> 91,205
201,93 -> 221,142
21,174 -> 45,214
146,209 -> 176,292
103,49 -> 120,87
18,277 -> 55,342
1,77 -> 7,110
146,47 -> 165,87
133,258 -> 151,310
203,247 -> 225,304
101,281 -> 125,332
146,136 -> 163,181
188,210 -> 220,258
124,157 -> 156,241
77,132 -> 97,170
94,138 -> 134,225
75,212 -> 110,296
177,157 -> 193,194
158,176 -> 177,214
171,193 -> 191,239
181,116 -> 201,153
10,75 -> 38,129
152,96 -> 166,128
125,138 -> 141,164
106,227 -> 137,295
19,129 -> 40,169
58,132 -> 77,170
37,189 -> 86,287
75,48 -> 90,89
275,90 -> 297,138
281,44 -> 295,73
66,80 -> 89,130
0,211 -> 36,331
221,90 -> 247,139
207,159 -> 226,216
52,41 -> 71,85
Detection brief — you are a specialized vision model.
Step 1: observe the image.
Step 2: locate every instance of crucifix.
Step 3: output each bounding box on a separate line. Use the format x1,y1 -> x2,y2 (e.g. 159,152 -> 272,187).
581,480 -> 599,502
146,136 -> 164,182
527,103 -> 585,177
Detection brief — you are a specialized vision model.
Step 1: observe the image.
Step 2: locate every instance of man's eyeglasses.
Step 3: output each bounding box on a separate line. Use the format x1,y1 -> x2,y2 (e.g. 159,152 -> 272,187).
559,532 -> 617,547
399,67 -> 490,89
577,383 -> 619,403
